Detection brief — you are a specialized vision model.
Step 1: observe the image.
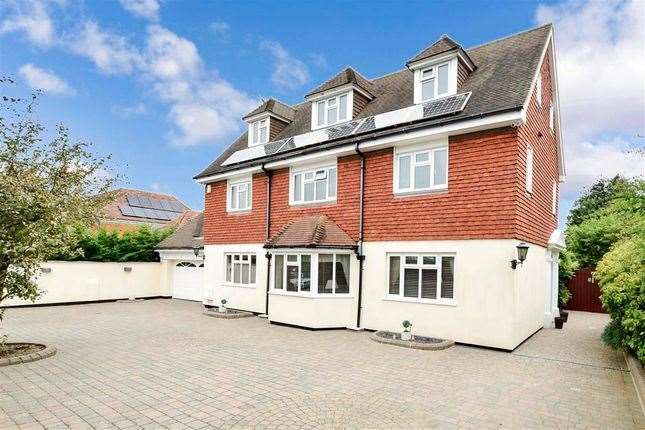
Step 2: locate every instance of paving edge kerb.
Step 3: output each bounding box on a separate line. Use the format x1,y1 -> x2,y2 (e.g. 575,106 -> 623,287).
370,332 -> 454,351
625,352 -> 645,416
0,345 -> 57,367
203,309 -> 254,319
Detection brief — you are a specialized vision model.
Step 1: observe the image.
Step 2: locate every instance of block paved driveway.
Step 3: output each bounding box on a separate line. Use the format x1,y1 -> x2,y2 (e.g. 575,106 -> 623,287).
1,299 -> 643,429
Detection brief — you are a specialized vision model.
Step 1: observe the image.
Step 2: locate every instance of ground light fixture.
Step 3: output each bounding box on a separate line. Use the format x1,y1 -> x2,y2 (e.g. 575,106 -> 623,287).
510,243 -> 529,269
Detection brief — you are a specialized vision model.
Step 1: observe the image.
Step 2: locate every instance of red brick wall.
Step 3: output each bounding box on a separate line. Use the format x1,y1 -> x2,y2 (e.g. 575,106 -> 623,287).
515,45 -> 559,247
362,128 -> 519,241
203,173 -> 268,244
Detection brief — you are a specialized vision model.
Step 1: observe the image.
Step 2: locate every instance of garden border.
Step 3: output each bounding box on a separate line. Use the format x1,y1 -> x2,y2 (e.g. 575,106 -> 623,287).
0,344 -> 57,367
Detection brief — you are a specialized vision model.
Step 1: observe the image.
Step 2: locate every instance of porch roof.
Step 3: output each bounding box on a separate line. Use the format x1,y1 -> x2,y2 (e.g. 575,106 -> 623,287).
265,215 -> 356,249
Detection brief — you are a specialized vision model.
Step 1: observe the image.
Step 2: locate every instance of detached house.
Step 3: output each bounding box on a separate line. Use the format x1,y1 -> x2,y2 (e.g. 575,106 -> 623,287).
194,24 -> 566,350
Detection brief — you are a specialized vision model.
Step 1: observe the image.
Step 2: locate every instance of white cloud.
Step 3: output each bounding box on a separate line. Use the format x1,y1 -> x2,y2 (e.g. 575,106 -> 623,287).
535,0 -> 645,213
309,52 -> 328,68
145,25 -> 201,81
68,21 -> 143,75
112,102 -> 148,117
0,0 -> 56,47
536,0 -> 644,139
260,40 -> 310,90
18,63 -> 74,95
119,0 -> 161,21
210,21 -> 230,36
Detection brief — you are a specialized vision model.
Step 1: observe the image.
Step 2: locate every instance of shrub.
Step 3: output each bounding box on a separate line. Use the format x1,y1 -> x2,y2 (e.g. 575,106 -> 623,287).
595,236 -> 645,363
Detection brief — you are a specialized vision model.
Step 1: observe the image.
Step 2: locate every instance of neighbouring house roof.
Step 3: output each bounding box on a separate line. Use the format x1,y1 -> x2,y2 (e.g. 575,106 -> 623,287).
305,67 -> 375,99
243,98 -> 296,122
101,188 -> 192,225
156,212 -> 204,250
196,24 -> 552,179
265,215 -> 356,249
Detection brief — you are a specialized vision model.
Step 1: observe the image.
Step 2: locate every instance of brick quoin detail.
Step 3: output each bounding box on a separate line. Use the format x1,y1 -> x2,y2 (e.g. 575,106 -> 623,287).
203,46 -> 560,248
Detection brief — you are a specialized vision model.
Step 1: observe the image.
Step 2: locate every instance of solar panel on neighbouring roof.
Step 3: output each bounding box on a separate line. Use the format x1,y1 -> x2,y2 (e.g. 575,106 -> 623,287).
149,198 -> 163,210
127,196 -> 140,207
131,206 -> 147,217
119,205 -> 135,217
159,200 -> 173,211
423,92 -> 470,119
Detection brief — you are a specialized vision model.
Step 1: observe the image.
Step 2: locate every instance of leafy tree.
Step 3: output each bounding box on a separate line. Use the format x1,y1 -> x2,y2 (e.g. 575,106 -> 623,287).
0,81 -> 116,310
566,176 -> 631,227
53,225 -> 175,262
595,235 -> 645,363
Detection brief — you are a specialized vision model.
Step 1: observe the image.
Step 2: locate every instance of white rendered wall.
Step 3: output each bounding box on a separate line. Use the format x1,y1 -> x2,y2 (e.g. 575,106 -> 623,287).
203,244 -> 267,313
3,261 -> 164,307
360,239 -> 547,350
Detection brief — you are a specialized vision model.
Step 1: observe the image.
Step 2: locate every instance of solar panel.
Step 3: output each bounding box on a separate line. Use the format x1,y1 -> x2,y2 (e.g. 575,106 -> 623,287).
159,200 -> 173,211
171,201 -> 185,212
127,196 -> 141,207
325,121 -> 360,140
149,198 -> 163,210
423,92 -> 470,119
264,139 -> 287,155
354,117 -> 375,134
278,137 -> 295,153
131,206 -> 147,217
119,205 -> 135,216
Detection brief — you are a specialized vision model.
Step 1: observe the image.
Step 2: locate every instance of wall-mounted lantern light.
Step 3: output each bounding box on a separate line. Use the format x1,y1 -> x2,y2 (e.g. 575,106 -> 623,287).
124,266 -> 132,272
510,243 -> 529,269
41,267 -> 52,274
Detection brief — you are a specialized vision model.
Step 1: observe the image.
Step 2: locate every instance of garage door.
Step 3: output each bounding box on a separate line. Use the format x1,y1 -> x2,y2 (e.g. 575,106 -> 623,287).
173,262 -> 204,301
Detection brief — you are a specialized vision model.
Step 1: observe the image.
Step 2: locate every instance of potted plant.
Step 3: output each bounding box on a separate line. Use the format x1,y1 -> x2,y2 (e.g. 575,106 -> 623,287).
401,320 -> 413,341
220,299 -> 227,313
558,287 -> 571,322
554,316 -> 565,329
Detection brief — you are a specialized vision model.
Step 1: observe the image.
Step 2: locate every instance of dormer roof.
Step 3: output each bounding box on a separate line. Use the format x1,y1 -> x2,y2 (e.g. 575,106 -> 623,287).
406,35 -> 476,71
243,98 -> 295,122
305,67 -> 375,99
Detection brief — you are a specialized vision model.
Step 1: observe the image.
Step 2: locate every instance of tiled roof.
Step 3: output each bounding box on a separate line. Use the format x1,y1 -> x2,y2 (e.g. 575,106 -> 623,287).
406,35 -> 461,65
102,188 -> 191,224
305,67 -> 374,98
156,212 -> 204,250
265,215 -> 356,249
243,98 -> 296,122
196,24 -> 552,179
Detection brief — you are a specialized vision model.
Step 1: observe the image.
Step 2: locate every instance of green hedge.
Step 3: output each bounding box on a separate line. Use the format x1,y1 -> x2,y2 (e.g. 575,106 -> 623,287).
52,225 -> 174,262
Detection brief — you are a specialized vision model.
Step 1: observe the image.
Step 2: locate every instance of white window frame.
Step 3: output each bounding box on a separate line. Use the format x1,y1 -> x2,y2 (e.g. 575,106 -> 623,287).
393,142 -> 449,195
536,72 -> 542,107
271,251 -> 352,297
248,117 -> 269,147
549,103 -> 554,132
552,181 -> 557,216
227,176 -> 252,212
289,163 -> 337,205
386,253 -> 456,305
525,146 -> 534,194
310,90 -> 353,130
224,253 -> 257,287
412,56 -> 457,104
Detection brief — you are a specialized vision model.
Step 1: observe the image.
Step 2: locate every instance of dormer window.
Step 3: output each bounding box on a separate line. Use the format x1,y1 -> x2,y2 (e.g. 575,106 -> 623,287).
313,92 -> 350,128
250,118 -> 269,146
420,63 -> 450,101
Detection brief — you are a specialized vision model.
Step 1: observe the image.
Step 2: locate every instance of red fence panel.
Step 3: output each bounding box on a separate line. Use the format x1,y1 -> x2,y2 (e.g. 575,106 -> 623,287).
566,267 -> 606,313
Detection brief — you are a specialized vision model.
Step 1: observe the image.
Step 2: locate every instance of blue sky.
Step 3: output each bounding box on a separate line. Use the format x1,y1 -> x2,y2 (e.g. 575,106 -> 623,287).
1,0 -> 643,226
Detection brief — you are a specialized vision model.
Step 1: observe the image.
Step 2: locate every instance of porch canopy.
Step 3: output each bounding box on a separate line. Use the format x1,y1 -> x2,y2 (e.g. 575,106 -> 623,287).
265,215 -> 356,250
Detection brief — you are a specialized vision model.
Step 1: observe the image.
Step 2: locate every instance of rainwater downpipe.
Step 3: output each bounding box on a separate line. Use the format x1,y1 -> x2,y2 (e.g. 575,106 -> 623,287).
261,164 -> 272,316
354,143 -> 366,329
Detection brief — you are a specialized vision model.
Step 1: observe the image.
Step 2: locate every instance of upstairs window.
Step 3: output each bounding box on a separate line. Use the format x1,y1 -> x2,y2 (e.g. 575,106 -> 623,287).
536,73 -> 542,107
227,178 -> 252,212
313,93 -> 349,128
549,103 -> 555,131
291,165 -> 337,205
525,146 -> 534,194
388,254 -> 455,302
394,146 -> 448,194
419,63 -> 450,102
250,118 -> 268,146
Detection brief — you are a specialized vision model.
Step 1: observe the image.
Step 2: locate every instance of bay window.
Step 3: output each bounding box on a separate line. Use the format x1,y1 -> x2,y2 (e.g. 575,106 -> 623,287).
225,253 -> 256,286
273,252 -> 350,295
394,146 -> 448,194
291,165 -> 337,204
387,253 -> 455,302
313,92 -> 350,128
227,178 -> 252,212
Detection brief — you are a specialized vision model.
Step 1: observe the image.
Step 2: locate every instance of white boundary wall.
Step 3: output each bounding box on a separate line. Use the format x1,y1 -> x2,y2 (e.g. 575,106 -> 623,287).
2,261 -> 166,307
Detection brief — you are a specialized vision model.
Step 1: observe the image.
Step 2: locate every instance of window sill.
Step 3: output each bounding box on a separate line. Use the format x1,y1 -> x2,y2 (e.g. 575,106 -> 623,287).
382,296 -> 456,307
270,291 -> 354,299
393,188 -> 448,198
226,209 -> 252,215
288,199 -> 337,208
222,283 -> 256,289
